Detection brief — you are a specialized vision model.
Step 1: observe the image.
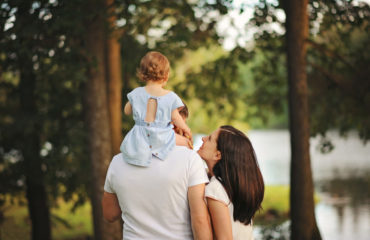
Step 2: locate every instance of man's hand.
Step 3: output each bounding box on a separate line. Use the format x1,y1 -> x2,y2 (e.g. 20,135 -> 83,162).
102,192 -> 122,222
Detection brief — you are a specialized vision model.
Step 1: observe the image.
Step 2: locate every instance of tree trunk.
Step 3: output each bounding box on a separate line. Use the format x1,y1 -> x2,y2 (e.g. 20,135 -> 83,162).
19,61 -> 51,240
284,1 -> 322,239
84,0 -> 122,239
106,0 -> 123,155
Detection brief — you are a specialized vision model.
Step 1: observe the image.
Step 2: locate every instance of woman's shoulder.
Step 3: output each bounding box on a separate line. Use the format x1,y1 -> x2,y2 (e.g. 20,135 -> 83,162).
205,176 -> 230,205
206,177 -> 226,192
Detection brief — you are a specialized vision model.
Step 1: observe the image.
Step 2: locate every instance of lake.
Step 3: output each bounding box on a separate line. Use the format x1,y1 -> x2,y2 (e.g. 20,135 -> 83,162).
193,130 -> 370,240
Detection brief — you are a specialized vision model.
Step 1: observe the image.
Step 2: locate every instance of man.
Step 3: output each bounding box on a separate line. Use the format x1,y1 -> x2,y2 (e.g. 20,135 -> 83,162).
102,145 -> 212,239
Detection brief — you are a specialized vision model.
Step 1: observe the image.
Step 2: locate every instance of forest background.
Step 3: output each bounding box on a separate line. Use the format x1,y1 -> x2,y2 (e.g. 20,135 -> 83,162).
0,0 -> 369,239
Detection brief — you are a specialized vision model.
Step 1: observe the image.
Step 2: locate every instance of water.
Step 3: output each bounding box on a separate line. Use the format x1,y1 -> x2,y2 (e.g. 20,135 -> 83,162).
193,130 -> 370,240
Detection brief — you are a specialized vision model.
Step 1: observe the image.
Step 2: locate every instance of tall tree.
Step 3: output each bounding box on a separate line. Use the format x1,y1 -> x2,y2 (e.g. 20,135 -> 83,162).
0,2 -> 52,239
19,49 -> 52,240
83,0 -> 121,239
106,0 -> 123,155
283,0 -> 321,239
248,0 -> 370,142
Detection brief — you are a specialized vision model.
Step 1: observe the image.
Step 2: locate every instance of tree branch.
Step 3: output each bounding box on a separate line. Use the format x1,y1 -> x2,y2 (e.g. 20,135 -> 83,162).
306,39 -> 360,76
309,61 -> 357,96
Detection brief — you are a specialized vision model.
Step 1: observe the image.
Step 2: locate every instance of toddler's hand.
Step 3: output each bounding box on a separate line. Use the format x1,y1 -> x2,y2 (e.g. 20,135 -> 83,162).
183,127 -> 193,144
176,133 -> 193,149
174,126 -> 184,136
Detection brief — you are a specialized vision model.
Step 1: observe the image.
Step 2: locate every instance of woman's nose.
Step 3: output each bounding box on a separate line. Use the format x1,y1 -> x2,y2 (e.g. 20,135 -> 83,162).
202,136 -> 206,142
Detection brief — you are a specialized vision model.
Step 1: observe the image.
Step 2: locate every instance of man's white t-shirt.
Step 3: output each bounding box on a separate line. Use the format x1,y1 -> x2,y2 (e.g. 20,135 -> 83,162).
104,146 -> 209,240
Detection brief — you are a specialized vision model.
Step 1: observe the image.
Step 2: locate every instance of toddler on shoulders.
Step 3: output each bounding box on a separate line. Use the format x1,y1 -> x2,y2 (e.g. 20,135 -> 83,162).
120,51 -> 192,167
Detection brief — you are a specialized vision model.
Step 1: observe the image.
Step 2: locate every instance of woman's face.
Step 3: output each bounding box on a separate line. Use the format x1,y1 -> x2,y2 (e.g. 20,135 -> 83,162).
197,128 -> 221,169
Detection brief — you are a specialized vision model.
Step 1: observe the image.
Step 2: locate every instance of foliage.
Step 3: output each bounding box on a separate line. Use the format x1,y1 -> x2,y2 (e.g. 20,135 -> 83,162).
308,0 -> 370,143
0,0 -> 241,234
1,0 -> 369,237
247,0 -> 370,147
0,0 -> 91,210
256,222 -> 290,240
116,0 -> 251,133
173,46 -> 255,133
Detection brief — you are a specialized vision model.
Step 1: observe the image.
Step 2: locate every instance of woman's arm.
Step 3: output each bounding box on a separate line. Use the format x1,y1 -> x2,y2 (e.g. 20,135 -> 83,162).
207,197 -> 233,240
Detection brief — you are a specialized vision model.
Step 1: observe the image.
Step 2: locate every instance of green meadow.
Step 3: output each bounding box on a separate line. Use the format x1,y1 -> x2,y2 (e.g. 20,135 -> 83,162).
0,185 -> 306,239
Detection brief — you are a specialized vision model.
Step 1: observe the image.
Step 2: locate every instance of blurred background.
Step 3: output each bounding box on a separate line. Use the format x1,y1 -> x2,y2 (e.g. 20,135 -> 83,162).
0,0 -> 369,239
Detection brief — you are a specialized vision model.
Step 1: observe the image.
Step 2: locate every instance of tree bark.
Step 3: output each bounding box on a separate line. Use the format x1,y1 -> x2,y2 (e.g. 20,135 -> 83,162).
106,0 -> 123,155
19,60 -> 51,240
84,0 -> 122,239
284,1 -> 322,239
15,2 -> 52,239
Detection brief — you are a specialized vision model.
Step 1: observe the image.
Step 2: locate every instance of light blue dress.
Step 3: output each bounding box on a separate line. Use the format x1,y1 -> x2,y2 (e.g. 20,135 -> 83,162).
120,87 -> 184,167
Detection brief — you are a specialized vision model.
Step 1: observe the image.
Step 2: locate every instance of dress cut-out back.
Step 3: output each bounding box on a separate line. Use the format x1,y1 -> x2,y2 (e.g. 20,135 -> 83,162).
120,87 -> 184,167
145,98 -> 157,123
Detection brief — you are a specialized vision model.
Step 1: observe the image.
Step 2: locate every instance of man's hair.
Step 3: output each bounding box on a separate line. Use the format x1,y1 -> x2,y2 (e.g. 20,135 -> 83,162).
213,125 -> 265,225
137,51 -> 170,82
179,101 -> 188,119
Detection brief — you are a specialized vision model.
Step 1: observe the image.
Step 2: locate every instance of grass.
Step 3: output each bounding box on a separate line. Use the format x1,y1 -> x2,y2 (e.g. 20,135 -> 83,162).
262,185 -> 291,213
51,198 -> 92,239
255,185 -> 320,225
0,185 -> 320,239
255,185 -> 290,224
0,196 -> 92,240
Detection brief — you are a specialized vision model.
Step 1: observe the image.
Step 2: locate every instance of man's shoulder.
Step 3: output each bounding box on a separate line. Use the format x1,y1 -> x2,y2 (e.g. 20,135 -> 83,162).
170,146 -> 199,159
168,147 -> 204,168
114,148 -> 202,167
111,153 -> 124,166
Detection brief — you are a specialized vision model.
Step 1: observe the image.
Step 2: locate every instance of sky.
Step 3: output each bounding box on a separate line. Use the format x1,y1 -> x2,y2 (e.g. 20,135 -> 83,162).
218,0 -> 370,50
217,0 -> 282,50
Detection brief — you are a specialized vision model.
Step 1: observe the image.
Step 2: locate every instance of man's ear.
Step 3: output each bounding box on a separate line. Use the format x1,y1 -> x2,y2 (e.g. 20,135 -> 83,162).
161,77 -> 168,86
163,72 -> 169,82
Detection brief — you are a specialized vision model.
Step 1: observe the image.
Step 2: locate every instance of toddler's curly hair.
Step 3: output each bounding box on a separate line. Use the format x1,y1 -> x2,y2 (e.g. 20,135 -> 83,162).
137,51 -> 170,82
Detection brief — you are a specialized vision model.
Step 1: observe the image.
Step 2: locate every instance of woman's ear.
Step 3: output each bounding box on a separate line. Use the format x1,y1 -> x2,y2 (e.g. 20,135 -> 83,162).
214,150 -> 222,161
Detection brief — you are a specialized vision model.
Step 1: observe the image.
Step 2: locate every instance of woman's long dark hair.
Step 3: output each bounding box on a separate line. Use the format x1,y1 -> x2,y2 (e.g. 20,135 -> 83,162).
213,125 -> 264,225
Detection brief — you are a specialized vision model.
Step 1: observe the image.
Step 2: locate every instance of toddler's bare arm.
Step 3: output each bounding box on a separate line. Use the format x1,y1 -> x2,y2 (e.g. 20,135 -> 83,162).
124,102 -> 132,115
172,108 -> 192,142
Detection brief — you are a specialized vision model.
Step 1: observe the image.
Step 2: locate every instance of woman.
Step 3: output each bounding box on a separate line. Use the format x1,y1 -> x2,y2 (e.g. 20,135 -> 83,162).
197,125 -> 265,240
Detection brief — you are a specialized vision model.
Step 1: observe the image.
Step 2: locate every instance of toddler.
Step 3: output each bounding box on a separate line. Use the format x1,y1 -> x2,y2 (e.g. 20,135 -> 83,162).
120,51 -> 192,167
174,102 -> 189,135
